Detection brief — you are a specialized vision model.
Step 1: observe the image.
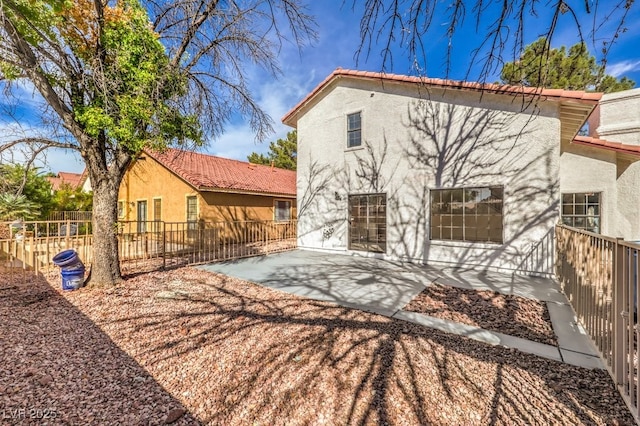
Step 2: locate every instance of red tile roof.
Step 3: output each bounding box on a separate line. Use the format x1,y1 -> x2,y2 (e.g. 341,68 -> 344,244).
147,148 -> 296,196
573,135 -> 640,157
283,68 -> 603,126
48,171 -> 84,191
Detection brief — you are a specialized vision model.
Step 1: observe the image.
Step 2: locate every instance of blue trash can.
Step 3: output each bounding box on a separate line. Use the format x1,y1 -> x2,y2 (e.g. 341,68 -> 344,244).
52,250 -> 85,291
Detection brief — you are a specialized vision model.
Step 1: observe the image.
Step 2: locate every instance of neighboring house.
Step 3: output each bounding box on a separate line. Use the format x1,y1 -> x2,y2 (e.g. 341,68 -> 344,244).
283,68 -> 639,275
117,148 -> 296,227
48,170 -> 91,193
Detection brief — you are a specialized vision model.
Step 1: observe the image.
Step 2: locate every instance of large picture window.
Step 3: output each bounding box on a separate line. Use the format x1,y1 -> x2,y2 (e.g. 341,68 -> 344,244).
430,187 -> 504,244
347,112 -> 362,148
561,193 -> 600,233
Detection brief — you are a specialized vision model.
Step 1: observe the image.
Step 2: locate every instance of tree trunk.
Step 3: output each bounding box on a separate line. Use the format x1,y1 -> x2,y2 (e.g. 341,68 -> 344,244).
87,174 -> 123,286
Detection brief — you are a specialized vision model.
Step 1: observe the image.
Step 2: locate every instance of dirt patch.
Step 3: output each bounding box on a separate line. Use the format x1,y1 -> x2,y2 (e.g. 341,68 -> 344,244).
0,267 -> 633,425
405,283 -> 557,346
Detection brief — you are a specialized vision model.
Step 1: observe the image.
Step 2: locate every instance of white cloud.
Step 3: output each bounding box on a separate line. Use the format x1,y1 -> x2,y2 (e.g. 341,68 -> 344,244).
204,68 -> 319,161
606,59 -> 640,78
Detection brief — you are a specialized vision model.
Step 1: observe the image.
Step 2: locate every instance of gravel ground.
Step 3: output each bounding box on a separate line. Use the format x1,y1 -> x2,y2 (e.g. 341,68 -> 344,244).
404,284 -> 558,346
0,266 -> 635,425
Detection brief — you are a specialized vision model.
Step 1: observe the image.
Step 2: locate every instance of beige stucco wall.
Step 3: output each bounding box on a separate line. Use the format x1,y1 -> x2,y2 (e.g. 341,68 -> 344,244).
119,156 -> 198,222
295,78 -> 561,274
199,192 -> 296,223
119,156 -> 296,224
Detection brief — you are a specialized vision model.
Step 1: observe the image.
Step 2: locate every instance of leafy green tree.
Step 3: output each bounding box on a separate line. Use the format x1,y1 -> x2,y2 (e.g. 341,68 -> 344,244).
0,164 -> 53,218
248,130 -> 297,171
0,194 -> 41,221
500,38 -> 635,92
52,183 -> 93,212
0,0 -> 315,286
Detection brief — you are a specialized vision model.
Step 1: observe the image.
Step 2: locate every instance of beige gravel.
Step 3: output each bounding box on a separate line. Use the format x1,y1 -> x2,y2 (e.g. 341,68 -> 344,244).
0,265 -> 635,425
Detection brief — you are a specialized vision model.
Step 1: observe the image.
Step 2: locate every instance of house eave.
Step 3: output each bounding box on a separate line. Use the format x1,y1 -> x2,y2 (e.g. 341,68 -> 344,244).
198,186 -> 296,198
282,68 -> 602,128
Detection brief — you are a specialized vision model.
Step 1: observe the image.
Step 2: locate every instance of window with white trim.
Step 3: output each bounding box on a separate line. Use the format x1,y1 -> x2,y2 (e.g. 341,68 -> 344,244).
561,192 -> 600,233
347,112 -> 362,148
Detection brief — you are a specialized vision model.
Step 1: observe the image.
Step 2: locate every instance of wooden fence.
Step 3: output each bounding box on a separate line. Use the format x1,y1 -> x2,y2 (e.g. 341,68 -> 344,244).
556,224 -> 640,419
0,219 -> 297,275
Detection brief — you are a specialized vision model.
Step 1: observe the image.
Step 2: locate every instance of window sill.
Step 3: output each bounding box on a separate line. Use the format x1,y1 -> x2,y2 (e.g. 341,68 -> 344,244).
345,146 -> 364,153
429,238 -> 504,246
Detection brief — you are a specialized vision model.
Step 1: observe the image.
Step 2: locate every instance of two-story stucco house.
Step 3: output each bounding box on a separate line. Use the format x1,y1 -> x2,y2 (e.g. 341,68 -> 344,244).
283,69 -> 639,275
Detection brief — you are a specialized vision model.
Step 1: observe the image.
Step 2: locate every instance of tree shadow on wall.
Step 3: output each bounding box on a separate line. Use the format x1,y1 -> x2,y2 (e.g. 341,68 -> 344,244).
401,99 -> 558,271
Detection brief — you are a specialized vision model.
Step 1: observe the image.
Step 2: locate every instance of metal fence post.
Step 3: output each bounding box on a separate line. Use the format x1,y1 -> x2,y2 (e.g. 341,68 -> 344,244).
162,221 -> 166,270
613,237 -> 625,385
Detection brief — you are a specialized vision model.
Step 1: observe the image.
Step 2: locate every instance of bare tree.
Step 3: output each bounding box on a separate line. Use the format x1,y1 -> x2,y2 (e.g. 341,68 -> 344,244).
354,0 -> 635,81
0,0 -> 316,286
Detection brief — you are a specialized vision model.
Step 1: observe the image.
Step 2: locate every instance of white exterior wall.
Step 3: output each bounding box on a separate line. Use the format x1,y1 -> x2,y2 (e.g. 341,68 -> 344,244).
296,79 -> 561,274
598,89 -> 640,145
569,88 -> 640,241
559,142 -> 617,237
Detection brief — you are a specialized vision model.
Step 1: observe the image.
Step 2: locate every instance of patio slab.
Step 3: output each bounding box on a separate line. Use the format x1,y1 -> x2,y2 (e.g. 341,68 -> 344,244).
198,249 -> 435,316
199,249 -> 604,369
432,267 -> 568,303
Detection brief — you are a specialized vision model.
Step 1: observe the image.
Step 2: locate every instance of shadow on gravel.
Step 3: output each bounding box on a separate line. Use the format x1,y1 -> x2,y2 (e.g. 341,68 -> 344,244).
0,268 -> 197,425
87,267 -> 633,425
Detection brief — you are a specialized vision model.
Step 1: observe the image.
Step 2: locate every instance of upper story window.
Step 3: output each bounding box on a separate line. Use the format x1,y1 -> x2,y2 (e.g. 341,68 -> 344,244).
347,112 -> 362,148
430,186 -> 504,244
561,192 -> 600,233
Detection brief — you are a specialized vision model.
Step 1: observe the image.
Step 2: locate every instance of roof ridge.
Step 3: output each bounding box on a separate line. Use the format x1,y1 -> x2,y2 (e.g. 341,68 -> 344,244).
144,147 -> 296,195
151,148 -> 294,173
282,68 -> 603,126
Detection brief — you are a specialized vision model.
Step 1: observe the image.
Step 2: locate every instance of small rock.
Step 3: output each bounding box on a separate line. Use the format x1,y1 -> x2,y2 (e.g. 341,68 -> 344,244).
24,368 -> 37,378
38,374 -> 53,386
164,408 -> 186,424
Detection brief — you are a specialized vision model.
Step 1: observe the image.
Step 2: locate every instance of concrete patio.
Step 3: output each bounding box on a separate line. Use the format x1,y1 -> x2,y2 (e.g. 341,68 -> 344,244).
199,249 -> 602,369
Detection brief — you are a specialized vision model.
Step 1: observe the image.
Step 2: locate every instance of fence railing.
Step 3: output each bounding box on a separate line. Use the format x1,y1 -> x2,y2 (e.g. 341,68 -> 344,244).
47,211 -> 93,221
514,227 -> 555,277
0,219 -> 297,274
555,224 -> 639,420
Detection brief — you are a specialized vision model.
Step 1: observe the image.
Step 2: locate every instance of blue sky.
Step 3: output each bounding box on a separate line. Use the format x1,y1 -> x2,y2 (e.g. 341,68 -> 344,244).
4,0 -> 640,175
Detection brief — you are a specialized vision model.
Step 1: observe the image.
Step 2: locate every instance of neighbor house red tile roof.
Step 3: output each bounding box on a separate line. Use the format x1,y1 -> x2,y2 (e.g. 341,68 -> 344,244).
282,68 -> 602,126
573,135 -> 640,157
147,148 -> 296,196
48,171 -> 84,191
